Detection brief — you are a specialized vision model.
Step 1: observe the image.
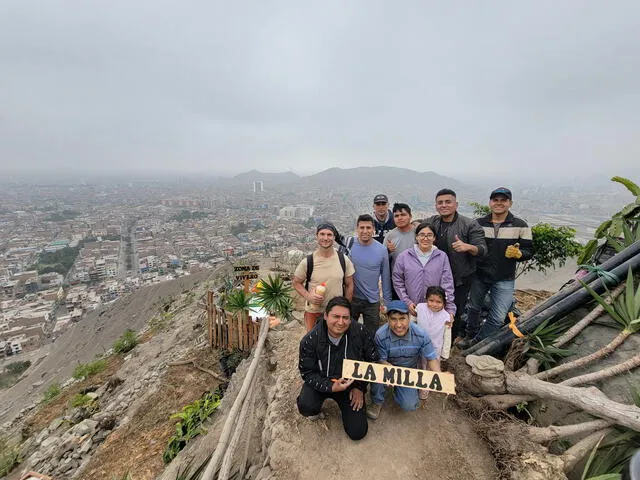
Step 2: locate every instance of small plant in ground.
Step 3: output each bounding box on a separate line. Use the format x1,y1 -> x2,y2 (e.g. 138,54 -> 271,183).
71,393 -> 92,408
72,359 -> 107,380
43,383 -> 61,403
112,329 -> 138,354
163,387 -> 224,464
220,348 -> 248,377
526,317 -> 574,369
0,436 -> 22,476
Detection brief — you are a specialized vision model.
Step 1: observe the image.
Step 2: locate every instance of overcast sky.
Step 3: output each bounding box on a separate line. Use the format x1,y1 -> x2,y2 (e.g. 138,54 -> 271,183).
1,1 -> 639,179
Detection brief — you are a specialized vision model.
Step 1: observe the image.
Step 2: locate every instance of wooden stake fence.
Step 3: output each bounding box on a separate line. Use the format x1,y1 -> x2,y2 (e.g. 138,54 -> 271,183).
206,290 -> 262,351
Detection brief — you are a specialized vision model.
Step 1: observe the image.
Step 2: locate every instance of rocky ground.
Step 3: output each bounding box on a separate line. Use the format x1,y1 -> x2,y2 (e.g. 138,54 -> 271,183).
4,266 -> 561,479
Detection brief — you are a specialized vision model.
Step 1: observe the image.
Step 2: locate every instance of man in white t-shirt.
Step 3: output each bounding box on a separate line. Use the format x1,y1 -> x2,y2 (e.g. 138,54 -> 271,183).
293,223 -> 355,331
383,203 -> 416,299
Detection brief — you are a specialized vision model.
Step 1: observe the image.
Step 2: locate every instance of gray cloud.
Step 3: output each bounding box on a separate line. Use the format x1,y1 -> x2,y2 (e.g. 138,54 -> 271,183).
1,1 -> 639,179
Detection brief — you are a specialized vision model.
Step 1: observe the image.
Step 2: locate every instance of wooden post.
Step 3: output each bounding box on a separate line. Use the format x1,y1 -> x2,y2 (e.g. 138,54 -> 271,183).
208,291 -> 214,350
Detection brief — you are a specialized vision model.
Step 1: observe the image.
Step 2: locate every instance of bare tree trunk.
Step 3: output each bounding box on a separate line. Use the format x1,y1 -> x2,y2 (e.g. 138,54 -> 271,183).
481,393 -> 535,410
522,283 -> 625,375
506,373 -> 640,431
560,427 -> 614,474
561,353 -> 640,387
535,329 -> 631,381
526,419 -> 613,443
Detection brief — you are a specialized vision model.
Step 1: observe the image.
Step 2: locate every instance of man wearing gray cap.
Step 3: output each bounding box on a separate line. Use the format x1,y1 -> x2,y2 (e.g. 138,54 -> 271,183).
293,223 -> 355,331
458,187 -> 533,348
372,194 -> 395,244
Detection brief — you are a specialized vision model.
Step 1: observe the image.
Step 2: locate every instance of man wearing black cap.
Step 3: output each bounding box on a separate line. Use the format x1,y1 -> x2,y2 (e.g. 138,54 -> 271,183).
372,194 -> 395,244
459,187 -> 533,348
293,223 -> 355,331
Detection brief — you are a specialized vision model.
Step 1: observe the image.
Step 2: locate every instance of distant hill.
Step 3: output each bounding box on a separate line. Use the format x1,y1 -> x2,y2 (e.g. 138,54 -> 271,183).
231,170 -> 300,185
230,166 -> 462,189
303,166 -> 462,188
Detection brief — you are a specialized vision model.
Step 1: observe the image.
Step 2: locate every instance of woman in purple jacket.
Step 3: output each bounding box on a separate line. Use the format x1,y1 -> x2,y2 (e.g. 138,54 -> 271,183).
392,223 -> 456,321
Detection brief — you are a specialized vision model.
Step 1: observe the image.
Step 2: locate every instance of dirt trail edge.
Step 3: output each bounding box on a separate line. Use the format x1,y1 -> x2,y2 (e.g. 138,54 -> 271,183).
160,321 -> 498,480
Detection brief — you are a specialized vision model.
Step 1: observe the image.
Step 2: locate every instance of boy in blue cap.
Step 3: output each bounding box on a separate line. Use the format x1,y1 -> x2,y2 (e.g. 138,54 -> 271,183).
367,300 -> 441,419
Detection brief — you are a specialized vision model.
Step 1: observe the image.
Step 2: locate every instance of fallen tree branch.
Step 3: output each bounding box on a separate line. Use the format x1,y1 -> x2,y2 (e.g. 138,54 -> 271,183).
535,328 -> 632,381
506,373 -> 640,432
523,283 -> 626,375
560,427 -> 614,474
167,359 -> 227,382
526,419 -> 613,443
202,318 -> 269,479
561,353 -> 640,387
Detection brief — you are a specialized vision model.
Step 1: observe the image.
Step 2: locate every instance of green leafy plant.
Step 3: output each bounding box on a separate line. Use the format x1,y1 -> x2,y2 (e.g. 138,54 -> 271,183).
43,383 -> 61,403
0,436 -> 22,476
469,201 -> 491,218
578,176 -> 640,264
254,274 -> 294,321
71,393 -> 92,408
163,389 -> 223,464
112,329 -> 138,354
525,318 -> 574,369
224,289 -> 260,313
72,359 -> 107,380
516,223 -> 583,278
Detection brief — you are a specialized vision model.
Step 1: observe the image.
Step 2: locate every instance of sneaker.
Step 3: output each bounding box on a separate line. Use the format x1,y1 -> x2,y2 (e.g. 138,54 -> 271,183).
307,412 -> 326,421
366,402 -> 382,420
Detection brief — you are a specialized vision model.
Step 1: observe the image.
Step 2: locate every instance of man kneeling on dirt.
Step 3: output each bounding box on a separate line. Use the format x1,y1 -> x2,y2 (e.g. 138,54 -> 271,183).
297,296 -> 379,440
367,300 -> 441,419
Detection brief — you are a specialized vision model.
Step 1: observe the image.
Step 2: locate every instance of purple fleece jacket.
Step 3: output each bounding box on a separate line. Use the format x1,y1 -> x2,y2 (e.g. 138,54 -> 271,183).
392,247 -> 456,315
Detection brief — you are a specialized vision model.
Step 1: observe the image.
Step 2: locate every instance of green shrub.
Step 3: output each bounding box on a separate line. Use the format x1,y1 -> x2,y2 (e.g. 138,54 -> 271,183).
5,361 -> 31,375
43,383 -> 61,403
70,393 -> 92,408
163,387 -> 224,463
72,359 -> 107,380
113,329 -> 138,354
0,436 -> 21,477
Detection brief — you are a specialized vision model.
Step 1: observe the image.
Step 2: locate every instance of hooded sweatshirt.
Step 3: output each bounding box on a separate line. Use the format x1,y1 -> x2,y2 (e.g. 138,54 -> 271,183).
392,246 -> 456,315
298,317 -> 379,393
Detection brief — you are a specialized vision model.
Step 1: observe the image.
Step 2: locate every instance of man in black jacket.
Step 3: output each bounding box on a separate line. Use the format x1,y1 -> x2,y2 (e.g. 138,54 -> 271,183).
428,188 -> 487,340
372,194 -> 395,244
297,296 -> 379,440
459,187 -> 533,348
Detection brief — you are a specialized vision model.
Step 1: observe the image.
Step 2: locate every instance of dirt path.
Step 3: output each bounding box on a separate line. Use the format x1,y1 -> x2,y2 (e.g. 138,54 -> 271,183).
259,323 -> 498,480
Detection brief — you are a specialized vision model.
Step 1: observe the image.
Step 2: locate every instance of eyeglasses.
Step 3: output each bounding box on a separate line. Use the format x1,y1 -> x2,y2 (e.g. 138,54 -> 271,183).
417,233 -> 435,239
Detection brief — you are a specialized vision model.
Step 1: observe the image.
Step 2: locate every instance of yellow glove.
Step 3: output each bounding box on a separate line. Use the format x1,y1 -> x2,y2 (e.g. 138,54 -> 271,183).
505,243 -> 522,259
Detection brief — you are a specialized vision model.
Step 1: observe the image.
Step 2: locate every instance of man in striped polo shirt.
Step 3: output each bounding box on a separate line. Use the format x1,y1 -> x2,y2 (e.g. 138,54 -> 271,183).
458,187 -> 533,348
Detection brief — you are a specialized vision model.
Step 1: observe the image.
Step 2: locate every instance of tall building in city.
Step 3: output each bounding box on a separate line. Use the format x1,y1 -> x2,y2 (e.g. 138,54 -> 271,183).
253,181 -> 264,193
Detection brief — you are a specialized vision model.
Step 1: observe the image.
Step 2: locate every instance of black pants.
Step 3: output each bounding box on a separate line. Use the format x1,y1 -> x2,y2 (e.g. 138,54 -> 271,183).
452,276 -> 473,339
351,298 -> 381,337
296,383 -> 368,441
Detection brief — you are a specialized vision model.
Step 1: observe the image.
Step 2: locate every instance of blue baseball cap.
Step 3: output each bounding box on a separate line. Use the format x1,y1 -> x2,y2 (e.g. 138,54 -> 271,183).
490,187 -> 512,200
386,300 -> 409,314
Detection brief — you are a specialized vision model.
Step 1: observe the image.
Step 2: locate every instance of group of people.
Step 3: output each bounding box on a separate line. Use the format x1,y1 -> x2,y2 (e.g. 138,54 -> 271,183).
292,187 -> 533,440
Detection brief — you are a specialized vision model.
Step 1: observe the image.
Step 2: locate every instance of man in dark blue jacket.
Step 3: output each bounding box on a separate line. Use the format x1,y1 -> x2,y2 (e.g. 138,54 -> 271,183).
297,296 -> 379,440
459,188 -> 533,348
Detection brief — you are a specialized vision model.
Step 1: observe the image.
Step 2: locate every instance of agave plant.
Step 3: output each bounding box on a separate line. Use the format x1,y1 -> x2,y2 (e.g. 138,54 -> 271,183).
224,289 -> 260,313
525,317 -> 574,369
254,274 -> 294,321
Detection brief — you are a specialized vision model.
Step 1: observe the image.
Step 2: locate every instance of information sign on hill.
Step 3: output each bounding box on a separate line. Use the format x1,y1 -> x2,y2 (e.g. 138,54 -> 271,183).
234,264 -> 260,280
342,359 -> 456,395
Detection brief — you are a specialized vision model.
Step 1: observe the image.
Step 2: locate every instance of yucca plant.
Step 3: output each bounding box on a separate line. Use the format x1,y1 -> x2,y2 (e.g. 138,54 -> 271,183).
254,274 -> 294,321
224,289 -> 260,313
525,317 -> 574,370
537,267 -> 640,380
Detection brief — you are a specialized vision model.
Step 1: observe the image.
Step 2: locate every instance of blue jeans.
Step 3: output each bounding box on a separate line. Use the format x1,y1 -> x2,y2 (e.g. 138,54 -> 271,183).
370,382 -> 419,411
465,277 -> 515,341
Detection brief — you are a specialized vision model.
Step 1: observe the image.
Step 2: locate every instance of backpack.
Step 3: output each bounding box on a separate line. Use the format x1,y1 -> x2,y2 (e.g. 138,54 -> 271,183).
305,251 -> 347,295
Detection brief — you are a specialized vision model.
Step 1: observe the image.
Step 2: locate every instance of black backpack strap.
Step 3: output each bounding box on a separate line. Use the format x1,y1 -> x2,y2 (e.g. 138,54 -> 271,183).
346,236 -> 354,253
338,251 -> 347,295
304,254 -> 314,291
